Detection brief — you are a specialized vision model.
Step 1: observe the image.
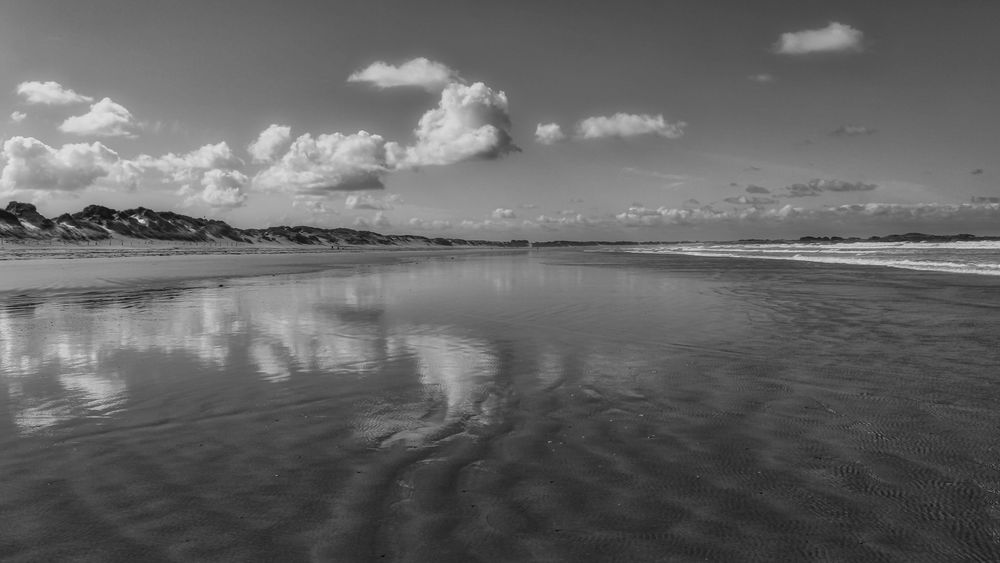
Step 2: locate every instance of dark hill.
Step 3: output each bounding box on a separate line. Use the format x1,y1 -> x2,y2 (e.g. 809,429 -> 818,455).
0,201 -> 527,248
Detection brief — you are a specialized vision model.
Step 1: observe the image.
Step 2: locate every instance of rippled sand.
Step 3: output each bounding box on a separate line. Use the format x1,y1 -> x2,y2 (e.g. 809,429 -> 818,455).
1,251 -> 998,561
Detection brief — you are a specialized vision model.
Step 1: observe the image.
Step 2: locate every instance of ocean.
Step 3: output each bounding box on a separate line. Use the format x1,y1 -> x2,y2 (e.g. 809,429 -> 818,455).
1,249 -> 998,561
620,240 -> 1000,276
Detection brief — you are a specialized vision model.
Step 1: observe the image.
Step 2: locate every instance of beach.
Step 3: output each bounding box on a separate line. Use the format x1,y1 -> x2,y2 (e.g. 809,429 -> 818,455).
1,249 -> 998,561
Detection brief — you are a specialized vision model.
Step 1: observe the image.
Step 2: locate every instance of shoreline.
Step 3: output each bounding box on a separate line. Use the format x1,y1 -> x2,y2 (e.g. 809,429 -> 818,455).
0,239 -> 523,261
0,247 -> 529,297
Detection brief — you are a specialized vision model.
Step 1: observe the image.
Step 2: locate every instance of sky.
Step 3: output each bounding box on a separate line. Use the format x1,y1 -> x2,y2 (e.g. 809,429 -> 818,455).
0,0 -> 998,240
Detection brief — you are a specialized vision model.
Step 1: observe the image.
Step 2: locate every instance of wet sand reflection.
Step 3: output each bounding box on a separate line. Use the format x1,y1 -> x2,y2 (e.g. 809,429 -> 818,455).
2,252 -> 998,561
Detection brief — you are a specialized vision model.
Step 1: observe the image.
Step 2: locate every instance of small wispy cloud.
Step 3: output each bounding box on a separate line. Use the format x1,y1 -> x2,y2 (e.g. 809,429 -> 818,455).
347,57 -> 458,91
774,22 -> 864,55
783,178 -> 878,198
16,80 -> 93,105
724,195 -> 778,205
534,122 -> 566,145
577,113 -> 686,140
748,73 -> 774,83
621,167 -> 690,182
831,125 -> 877,137
345,192 -> 401,210
354,211 -> 391,229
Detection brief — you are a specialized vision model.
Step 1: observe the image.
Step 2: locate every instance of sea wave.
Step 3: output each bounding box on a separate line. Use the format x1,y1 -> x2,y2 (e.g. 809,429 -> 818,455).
621,241 -> 1000,276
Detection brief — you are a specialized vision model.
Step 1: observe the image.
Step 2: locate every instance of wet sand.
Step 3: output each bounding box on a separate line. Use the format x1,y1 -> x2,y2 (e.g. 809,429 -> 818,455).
0,248 -> 517,294
1,250 -> 998,561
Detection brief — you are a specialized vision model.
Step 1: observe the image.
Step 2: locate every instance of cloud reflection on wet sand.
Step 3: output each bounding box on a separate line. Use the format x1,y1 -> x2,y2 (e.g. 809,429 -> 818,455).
1,252 -> 999,561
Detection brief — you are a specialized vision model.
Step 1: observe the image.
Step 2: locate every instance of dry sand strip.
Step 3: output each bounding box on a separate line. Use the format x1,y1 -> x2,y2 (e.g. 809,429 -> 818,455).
0,248 -> 526,296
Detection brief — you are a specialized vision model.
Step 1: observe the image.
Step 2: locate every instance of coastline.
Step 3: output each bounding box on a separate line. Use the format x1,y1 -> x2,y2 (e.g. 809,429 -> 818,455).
0,246 -> 529,296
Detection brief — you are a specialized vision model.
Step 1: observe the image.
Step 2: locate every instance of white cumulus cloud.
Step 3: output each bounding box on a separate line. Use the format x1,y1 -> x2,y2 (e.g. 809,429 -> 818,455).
10,111 -> 27,123
255,131 -> 392,195
248,124 -> 292,163
577,113 -> 686,140
59,97 -> 139,138
345,192 -> 400,210
535,122 -> 566,145
389,82 -> 518,168
16,81 -> 93,105
134,142 -> 243,183
183,169 -> 249,209
347,57 -> 458,91
0,136 -> 122,193
492,208 -> 516,219
774,22 -> 864,55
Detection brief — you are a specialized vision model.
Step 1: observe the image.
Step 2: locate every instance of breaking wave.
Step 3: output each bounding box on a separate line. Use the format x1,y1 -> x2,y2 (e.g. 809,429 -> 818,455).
622,241 -> 1000,276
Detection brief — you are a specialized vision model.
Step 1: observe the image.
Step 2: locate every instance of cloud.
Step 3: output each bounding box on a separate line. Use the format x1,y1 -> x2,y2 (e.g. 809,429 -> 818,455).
345,192 -> 400,210
972,196 -> 1000,203
971,169 -> 984,175
622,167 -> 693,189
621,167 -> 690,182
0,136 -> 124,194
180,169 -> 249,209
535,213 -> 593,229
248,124 -> 292,163
253,70 -> 519,196
746,185 -> 770,194
347,57 -> 458,91
492,208 -> 516,219
16,81 -> 93,105
518,203 -> 538,209
10,111 -> 27,123
254,131 -> 391,195
135,141 -> 243,182
457,216 -> 537,232
616,201 -> 1000,228
783,178 -> 877,198
577,113 -> 686,140
292,198 -> 337,215
535,122 -> 566,145
354,211 -> 391,229
748,73 -> 774,83
389,82 -> 518,167
724,195 -> 778,205
831,125 -> 876,137
774,22 -> 864,55
408,217 -> 453,231
59,98 -> 139,138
